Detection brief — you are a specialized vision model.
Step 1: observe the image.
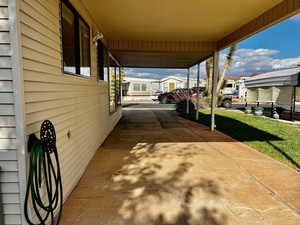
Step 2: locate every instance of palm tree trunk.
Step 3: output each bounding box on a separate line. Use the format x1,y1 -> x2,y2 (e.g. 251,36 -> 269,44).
216,44 -> 237,94
206,57 -> 213,96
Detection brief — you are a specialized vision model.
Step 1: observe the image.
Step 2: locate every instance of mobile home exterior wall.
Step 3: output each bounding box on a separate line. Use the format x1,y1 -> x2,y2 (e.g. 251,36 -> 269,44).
1,0 -> 122,224
0,1 -> 26,224
20,0 -> 121,201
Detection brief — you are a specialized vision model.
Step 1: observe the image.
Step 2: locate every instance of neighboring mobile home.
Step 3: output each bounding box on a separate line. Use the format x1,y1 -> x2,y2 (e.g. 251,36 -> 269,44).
245,68 -> 300,106
0,0 -> 299,225
123,76 -> 205,97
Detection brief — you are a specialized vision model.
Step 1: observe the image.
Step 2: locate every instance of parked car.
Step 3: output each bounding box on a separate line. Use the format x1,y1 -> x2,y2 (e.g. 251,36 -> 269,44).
221,95 -> 232,108
158,88 -> 198,104
159,88 -> 232,108
152,90 -> 163,101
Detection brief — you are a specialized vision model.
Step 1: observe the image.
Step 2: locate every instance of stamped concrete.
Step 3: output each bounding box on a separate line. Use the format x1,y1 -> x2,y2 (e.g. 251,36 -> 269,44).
60,105 -> 300,225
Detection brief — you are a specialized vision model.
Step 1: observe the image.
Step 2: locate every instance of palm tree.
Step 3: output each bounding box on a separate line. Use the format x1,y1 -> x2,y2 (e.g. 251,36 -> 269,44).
205,57 -> 214,96
216,44 -> 237,94
205,44 -> 238,96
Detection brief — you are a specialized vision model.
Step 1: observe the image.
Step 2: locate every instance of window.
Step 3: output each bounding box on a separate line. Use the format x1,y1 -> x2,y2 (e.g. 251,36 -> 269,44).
62,1 -> 91,77
141,84 -> 147,92
97,40 -> 108,81
116,67 -> 122,105
108,58 -> 122,113
133,84 -> 140,92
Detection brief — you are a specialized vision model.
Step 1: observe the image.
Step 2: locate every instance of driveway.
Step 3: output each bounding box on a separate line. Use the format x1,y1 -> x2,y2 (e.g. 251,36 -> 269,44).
60,104 -> 300,225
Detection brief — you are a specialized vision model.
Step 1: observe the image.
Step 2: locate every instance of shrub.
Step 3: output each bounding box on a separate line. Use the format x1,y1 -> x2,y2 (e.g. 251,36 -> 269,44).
176,99 -> 196,114
254,106 -> 263,111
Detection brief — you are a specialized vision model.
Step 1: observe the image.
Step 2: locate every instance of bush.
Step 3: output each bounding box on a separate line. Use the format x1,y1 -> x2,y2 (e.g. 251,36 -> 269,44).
176,99 -> 196,114
203,95 -> 224,107
254,106 -> 264,111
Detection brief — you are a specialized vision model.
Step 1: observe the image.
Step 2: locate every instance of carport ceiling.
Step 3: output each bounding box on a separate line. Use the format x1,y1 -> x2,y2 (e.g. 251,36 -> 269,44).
83,0 -> 299,68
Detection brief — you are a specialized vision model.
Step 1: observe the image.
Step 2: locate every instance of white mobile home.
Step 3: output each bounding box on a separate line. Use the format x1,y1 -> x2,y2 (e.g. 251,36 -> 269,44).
123,76 -> 205,97
123,77 -> 160,96
244,68 -> 300,105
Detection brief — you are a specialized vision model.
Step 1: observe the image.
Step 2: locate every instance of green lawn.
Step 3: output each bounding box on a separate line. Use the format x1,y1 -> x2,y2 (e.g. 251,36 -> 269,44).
185,109 -> 300,169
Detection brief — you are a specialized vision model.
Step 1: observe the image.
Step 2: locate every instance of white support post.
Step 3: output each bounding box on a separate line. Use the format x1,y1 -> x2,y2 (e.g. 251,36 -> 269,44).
211,51 -> 219,131
186,68 -> 190,114
196,63 -> 200,120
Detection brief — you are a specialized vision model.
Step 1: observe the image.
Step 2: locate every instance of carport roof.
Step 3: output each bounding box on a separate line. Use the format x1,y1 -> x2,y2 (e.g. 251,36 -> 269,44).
245,68 -> 300,88
82,0 -> 300,68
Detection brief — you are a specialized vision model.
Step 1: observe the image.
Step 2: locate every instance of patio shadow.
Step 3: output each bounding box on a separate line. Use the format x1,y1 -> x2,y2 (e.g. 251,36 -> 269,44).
112,143 -> 228,225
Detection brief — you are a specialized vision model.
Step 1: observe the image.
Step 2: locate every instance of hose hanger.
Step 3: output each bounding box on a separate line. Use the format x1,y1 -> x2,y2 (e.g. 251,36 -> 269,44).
25,120 -> 63,225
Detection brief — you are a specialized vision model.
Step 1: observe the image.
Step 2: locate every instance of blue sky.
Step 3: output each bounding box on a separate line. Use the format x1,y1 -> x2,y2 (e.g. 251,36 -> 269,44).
239,15 -> 300,59
126,14 -> 300,79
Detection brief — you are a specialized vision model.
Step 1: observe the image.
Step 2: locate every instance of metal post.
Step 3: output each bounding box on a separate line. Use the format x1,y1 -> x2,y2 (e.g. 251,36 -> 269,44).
186,68 -> 190,114
211,51 -> 219,131
290,86 -> 296,121
196,63 -> 200,120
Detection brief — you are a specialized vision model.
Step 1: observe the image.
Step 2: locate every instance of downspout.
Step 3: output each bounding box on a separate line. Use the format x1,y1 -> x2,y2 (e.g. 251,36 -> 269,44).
211,51 -> 219,131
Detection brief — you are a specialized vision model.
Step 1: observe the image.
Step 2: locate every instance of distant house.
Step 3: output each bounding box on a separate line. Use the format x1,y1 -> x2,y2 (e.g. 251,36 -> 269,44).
123,76 -> 206,98
221,73 -> 261,101
244,68 -> 300,106
122,77 -> 159,96
222,76 -> 240,95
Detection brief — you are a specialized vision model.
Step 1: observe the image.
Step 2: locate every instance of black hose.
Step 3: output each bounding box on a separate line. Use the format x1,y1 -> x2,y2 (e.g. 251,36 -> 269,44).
24,121 -> 63,225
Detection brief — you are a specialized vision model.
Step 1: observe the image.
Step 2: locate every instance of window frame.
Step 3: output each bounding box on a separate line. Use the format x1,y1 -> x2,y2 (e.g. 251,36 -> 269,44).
61,0 -> 91,78
141,83 -> 147,92
133,83 -> 141,92
97,40 -> 109,81
108,56 -> 122,114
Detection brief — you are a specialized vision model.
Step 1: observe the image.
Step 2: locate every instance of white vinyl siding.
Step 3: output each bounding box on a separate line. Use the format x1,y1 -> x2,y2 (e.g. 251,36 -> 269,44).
19,0 -> 121,224
0,0 -> 23,224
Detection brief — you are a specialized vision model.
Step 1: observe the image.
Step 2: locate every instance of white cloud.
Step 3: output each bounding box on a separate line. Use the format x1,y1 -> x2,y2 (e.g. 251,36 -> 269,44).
290,14 -> 300,22
125,48 -> 300,79
227,48 -> 300,74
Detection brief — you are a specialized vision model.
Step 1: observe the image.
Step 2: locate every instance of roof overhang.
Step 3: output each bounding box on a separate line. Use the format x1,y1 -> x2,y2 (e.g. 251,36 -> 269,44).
82,0 -> 300,68
245,68 -> 300,88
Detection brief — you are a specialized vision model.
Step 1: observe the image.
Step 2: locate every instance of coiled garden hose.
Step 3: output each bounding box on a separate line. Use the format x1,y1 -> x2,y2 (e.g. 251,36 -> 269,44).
24,120 -> 63,225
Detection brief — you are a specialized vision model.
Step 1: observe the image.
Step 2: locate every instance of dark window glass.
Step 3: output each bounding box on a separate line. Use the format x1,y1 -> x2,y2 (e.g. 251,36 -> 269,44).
141,84 -> 147,92
99,43 -> 109,82
97,40 -> 104,80
79,19 -> 90,76
103,50 -> 108,81
116,67 -> 121,105
62,3 -> 76,74
61,1 -> 90,77
133,84 -> 140,91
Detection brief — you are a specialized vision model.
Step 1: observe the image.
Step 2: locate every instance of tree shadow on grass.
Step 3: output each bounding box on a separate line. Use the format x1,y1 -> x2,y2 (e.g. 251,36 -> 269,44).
184,112 -> 283,142
183,112 -> 300,169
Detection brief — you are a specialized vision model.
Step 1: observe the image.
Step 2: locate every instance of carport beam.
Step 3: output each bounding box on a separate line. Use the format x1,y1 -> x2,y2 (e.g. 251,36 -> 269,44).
196,63 -> 200,120
186,68 -> 190,114
211,51 -> 219,131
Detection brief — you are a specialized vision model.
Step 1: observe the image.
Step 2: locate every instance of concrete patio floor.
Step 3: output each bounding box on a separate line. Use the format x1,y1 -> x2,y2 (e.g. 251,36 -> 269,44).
60,104 -> 300,225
